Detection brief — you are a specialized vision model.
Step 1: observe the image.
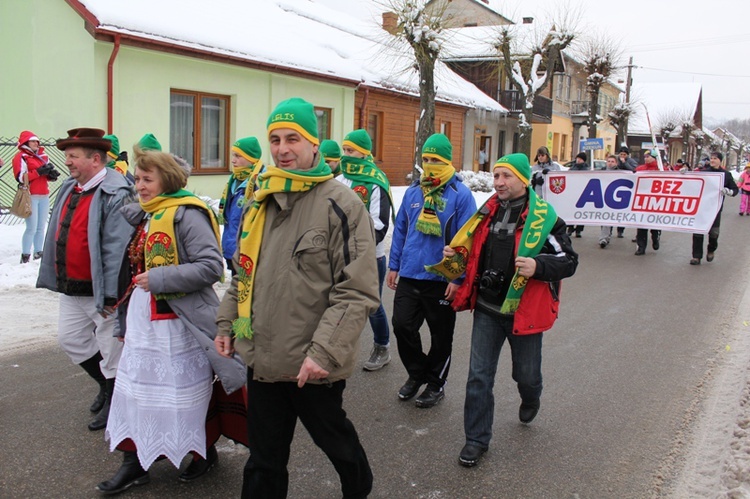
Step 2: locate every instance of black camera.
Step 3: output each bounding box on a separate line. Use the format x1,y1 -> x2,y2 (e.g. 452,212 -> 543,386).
479,269 -> 504,291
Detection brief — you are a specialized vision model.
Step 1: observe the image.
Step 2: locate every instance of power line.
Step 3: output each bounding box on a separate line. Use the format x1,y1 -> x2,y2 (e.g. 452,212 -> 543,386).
628,33 -> 750,53
636,66 -> 750,78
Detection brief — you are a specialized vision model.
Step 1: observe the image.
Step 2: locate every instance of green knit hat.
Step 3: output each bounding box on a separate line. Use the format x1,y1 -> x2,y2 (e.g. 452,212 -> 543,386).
103,134 -> 120,160
422,133 -> 452,164
267,97 -> 319,145
232,136 -> 261,163
319,139 -> 342,161
494,153 -> 531,186
342,129 -> 372,156
137,133 -> 162,152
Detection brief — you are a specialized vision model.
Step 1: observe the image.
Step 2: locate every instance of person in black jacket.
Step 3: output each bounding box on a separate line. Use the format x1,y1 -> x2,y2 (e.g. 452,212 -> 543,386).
566,152 -> 590,238
690,152 -> 738,265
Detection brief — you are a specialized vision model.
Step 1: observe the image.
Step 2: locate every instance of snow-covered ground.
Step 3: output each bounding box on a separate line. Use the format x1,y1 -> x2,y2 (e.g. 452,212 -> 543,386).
2,182 -> 750,496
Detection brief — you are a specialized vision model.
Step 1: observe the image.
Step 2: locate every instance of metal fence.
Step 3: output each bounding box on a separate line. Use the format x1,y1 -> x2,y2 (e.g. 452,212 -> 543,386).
0,137 -> 69,225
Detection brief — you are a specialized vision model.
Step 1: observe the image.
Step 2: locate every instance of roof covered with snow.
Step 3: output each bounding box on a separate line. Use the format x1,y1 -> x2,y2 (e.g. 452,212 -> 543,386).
628,82 -> 703,136
75,0 -> 506,113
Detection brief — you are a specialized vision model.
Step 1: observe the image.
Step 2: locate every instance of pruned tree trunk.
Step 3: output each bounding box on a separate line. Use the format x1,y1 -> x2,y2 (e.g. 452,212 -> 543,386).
414,57 -> 436,177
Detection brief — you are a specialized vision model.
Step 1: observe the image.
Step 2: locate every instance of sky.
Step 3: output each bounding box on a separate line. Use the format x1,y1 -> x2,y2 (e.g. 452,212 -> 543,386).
313,0 -> 750,125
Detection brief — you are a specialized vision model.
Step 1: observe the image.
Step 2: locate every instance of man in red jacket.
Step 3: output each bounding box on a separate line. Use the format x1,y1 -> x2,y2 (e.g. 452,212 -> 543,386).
435,153 -> 578,467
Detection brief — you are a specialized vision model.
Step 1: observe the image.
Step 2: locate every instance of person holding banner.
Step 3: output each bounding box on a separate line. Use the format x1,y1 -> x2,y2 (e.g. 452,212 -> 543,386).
599,155 -> 621,248
690,152 -> 738,265
429,153 -> 578,467
634,150 -> 662,255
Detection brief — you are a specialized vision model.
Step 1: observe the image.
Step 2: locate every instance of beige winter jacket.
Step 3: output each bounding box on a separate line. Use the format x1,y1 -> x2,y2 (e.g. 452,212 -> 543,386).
216,178 -> 379,383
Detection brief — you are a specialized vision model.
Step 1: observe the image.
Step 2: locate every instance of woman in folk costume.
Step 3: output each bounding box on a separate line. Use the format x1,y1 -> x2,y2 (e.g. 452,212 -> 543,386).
737,163 -> 750,216
219,137 -> 264,275
339,129 -> 394,371
12,130 -> 60,263
428,153 -> 578,467
98,147 -> 247,494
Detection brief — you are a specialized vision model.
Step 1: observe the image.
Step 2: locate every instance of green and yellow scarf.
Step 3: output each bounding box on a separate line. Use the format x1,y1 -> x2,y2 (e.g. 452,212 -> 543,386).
426,188 -> 557,314
416,163 -> 455,236
232,160 -> 333,340
218,160 -> 265,222
140,189 -> 222,301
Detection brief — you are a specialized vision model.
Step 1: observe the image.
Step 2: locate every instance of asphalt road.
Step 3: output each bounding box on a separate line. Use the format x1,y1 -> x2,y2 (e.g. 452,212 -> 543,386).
2,196 -> 749,498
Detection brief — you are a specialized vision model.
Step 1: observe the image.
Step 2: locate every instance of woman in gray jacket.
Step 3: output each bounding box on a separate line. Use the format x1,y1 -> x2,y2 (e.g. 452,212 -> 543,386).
97,147 -> 246,495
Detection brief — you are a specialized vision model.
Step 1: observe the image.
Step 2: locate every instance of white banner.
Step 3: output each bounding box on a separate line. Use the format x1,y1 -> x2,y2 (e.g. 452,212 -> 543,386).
542,171 -> 724,233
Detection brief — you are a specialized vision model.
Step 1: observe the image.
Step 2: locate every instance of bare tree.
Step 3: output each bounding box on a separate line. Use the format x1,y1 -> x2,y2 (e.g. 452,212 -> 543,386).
385,0 -> 449,176
608,101 -> 632,149
494,11 -> 576,156
576,33 -> 623,160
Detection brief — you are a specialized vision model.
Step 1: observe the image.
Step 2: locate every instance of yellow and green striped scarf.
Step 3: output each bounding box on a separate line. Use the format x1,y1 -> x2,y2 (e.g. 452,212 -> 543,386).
233,160 -> 333,340
416,163 -> 455,236
218,160 -> 265,222
426,188 -> 557,314
140,189 -> 222,301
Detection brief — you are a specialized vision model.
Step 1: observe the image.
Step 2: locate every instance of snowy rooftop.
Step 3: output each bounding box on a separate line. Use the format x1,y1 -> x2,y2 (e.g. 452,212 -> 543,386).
76,0 -> 507,113
628,82 -> 703,136
441,23 -> 540,60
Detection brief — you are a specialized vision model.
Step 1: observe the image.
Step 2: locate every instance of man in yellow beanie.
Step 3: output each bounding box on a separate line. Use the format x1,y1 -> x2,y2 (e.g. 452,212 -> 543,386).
431,152 -> 578,467
215,97 -> 378,498
387,133 -> 477,409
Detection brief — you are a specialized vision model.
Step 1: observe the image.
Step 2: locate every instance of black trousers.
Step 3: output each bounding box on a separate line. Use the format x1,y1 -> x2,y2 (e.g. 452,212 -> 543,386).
692,212 -> 722,259
636,228 -> 660,250
392,277 -> 457,388
242,369 -> 372,499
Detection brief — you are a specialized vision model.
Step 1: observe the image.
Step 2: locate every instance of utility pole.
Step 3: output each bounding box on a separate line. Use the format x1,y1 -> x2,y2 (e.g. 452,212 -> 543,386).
623,56 -> 633,145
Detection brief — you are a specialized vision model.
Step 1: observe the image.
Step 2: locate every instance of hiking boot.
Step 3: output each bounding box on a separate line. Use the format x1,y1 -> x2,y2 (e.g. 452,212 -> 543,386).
415,384 -> 444,408
33,251 -> 43,260
363,344 -> 390,371
20,254 -> 30,264
519,399 -> 540,424
398,377 -> 425,401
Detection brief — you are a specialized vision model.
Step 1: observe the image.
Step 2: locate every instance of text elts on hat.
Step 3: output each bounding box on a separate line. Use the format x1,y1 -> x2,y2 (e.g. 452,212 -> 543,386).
342,129 -> 372,157
421,133 -> 453,164
494,153 -> 531,186
267,97 -> 319,145
56,128 -> 112,152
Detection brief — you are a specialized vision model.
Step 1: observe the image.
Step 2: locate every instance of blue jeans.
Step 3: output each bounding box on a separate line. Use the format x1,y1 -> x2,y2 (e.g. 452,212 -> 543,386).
368,256 -> 390,346
464,309 -> 543,447
22,195 -> 50,254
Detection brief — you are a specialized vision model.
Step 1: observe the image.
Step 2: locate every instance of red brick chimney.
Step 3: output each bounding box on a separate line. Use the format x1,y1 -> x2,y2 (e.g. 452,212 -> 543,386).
382,11 -> 398,34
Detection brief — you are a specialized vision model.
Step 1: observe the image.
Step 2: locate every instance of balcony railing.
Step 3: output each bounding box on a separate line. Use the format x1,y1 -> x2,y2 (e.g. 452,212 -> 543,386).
500,90 -> 553,123
571,100 -> 590,116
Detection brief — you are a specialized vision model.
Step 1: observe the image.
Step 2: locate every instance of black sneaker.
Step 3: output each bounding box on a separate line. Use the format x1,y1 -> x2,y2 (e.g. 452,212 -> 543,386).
652,236 -> 660,251
519,400 -> 540,424
398,378 -> 424,401
415,385 -> 444,408
458,444 -> 487,467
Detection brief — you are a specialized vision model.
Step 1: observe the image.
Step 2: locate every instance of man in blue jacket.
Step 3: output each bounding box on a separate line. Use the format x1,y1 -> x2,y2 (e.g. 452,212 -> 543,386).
219,137 -> 263,275
387,133 -> 476,408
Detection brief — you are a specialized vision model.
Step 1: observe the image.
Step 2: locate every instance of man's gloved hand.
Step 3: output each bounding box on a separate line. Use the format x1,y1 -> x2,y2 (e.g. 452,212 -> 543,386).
722,187 -> 734,196
36,165 -> 53,176
542,168 -> 550,175
532,174 -> 544,187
